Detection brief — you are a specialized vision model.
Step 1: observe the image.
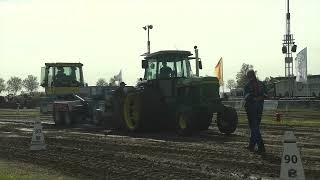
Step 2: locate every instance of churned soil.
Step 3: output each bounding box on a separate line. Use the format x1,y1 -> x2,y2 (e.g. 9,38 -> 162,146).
0,117 -> 319,180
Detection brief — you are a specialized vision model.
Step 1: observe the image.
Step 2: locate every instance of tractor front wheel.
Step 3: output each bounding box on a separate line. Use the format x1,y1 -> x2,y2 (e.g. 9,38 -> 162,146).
217,106 -> 238,135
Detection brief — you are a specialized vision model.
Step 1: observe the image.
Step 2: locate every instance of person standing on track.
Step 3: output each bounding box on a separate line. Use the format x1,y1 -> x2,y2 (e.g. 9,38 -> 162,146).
244,70 -> 267,154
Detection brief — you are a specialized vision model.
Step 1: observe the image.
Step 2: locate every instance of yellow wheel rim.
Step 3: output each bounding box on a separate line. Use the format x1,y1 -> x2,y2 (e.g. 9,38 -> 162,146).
123,94 -> 140,130
179,114 -> 187,129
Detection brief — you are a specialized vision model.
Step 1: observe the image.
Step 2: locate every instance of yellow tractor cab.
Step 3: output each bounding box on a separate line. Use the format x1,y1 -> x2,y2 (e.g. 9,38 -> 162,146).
41,63 -> 84,95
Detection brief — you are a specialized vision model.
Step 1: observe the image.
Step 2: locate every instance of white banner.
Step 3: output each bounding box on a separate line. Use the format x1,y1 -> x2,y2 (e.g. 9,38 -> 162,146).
114,70 -> 122,82
295,47 -> 307,83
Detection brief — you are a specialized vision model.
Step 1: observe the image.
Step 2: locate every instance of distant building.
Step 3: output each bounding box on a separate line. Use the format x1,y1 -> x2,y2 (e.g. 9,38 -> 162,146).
230,88 -> 244,97
273,75 -> 320,97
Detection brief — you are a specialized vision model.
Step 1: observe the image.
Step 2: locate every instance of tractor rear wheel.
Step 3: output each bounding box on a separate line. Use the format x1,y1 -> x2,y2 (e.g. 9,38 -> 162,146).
176,111 -> 194,136
123,92 -> 142,131
217,106 -> 238,135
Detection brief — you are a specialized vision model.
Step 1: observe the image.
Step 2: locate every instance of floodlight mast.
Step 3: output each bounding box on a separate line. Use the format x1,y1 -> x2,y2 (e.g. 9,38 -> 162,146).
282,0 -> 297,97
282,0 -> 297,77
143,25 -> 153,55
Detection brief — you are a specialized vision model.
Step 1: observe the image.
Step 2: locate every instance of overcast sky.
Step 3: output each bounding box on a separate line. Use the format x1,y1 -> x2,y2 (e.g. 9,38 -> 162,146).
0,0 -> 319,88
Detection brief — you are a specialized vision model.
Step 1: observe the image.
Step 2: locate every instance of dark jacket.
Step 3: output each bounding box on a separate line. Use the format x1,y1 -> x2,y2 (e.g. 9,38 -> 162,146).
244,79 -> 267,107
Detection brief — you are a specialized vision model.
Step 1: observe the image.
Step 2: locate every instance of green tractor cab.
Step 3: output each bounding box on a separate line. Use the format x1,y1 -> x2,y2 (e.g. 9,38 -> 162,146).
122,47 -> 238,135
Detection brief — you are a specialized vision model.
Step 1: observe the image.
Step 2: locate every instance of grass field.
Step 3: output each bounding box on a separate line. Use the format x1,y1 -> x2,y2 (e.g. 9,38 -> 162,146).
0,159 -> 75,180
0,109 -> 39,118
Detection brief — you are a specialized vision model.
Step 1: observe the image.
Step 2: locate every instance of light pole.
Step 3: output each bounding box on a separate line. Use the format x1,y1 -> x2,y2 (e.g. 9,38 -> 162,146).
143,25 -> 153,55
282,0 -> 297,97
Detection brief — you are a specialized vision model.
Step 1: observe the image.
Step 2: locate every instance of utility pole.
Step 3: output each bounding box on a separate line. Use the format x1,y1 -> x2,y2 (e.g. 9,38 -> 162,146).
282,0 -> 297,97
143,25 -> 153,55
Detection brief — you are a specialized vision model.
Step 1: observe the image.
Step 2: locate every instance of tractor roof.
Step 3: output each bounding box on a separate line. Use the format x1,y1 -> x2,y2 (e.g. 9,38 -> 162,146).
45,62 -> 83,67
145,50 -> 192,60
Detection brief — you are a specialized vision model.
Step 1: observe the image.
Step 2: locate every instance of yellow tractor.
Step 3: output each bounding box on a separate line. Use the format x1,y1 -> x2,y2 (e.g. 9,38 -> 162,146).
40,63 -> 88,125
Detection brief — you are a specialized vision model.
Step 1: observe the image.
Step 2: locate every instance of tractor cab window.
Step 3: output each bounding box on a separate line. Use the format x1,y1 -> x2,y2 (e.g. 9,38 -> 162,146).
187,59 -> 195,77
145,61 -> 157,80
158,61 -> 175,78
54,66 -> 81,87
47,67 -> 54,87
40,67 -> 46,86
176,59 -> 192,78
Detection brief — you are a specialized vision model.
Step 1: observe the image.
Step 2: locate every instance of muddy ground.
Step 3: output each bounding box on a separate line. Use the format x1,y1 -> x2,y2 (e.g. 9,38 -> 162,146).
0,115 -> 319,180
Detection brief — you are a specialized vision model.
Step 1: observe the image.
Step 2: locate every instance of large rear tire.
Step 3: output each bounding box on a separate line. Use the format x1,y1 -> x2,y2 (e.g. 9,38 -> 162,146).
122,88 -> 165,132
176,111 -> 194,136
217,106 -> 238,135
123,92 -> 142,132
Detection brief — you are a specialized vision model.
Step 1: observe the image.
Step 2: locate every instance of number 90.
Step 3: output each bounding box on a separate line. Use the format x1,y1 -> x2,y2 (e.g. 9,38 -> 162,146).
284,155 -> 298,164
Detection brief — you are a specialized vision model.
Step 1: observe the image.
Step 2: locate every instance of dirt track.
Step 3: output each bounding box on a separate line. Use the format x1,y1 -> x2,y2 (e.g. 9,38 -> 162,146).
0,116 -> 319,180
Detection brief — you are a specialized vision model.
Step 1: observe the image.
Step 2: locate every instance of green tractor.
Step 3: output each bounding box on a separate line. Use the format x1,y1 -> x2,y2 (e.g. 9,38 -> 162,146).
40,48 -> 238,135
121,47 -> 238,135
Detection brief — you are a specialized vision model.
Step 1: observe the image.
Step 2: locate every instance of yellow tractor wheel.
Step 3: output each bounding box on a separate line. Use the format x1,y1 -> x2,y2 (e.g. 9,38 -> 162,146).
123,93 -> 141,131
178,114 -> 188,130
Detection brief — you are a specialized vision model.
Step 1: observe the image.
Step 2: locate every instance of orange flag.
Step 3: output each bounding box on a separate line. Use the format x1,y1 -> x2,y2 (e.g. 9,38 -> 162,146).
215,58 -> 223,85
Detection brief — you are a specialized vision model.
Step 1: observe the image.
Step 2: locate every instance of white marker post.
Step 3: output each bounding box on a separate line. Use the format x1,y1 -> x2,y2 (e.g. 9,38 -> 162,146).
30,118 -> 47,151
280,131 -> 305,180
16,103 -> 20,115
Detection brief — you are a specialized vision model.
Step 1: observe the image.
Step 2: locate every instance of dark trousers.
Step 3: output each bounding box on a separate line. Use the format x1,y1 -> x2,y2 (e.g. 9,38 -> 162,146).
245,102 -> 264,149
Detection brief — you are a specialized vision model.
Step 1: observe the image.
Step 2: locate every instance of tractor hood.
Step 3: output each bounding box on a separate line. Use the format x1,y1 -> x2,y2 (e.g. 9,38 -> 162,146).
175,76 -> 222,112
176,76 -> 220,87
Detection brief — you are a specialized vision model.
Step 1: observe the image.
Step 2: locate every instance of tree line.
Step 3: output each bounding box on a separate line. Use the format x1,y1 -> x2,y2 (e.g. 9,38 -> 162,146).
0,74 -> 119,96
96,77 -> 117,87
0,75 -> 39,96
226,63 -> 267,90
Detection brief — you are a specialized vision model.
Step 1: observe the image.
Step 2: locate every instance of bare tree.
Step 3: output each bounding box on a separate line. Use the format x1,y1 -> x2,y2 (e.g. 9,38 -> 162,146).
22,75 -> 39,93
96,78 -> 108,86
6,76 -> 22,95
0,78 -> 5,94
226,79 -> 236,90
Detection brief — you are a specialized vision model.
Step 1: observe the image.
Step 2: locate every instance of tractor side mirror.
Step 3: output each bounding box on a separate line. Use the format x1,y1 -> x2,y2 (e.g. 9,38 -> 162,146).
199,61 -> 202,69
142,60 -> 148,69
